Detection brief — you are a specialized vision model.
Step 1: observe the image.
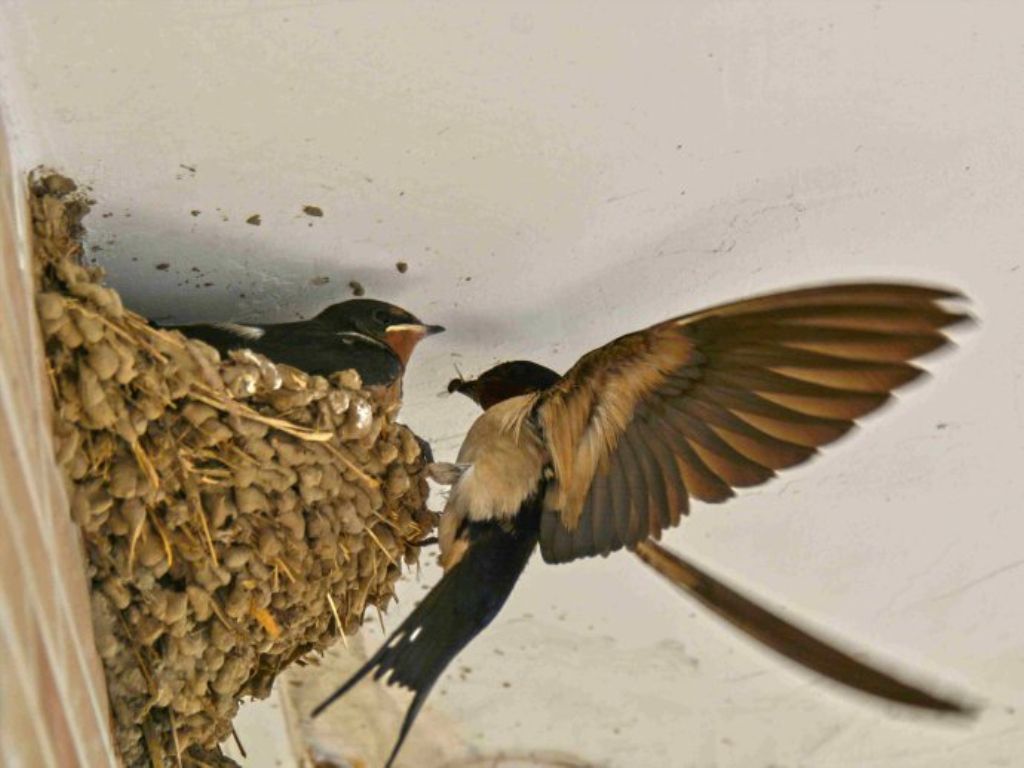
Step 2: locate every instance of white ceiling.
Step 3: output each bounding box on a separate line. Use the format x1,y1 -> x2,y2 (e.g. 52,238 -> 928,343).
2,2 -> 1023,766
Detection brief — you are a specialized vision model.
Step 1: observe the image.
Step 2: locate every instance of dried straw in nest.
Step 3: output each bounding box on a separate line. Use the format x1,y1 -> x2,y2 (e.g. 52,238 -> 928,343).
29,172 -> 435,766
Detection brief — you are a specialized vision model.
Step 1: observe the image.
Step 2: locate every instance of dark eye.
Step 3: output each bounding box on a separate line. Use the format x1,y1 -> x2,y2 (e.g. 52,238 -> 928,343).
372,308 -> 393,325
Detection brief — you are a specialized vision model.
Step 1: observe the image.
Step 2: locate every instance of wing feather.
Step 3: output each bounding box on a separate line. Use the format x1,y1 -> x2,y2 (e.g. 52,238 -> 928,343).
664,405 -> 776,488
616,427 -> 651,545
623,421 -> 669,542
536,282 -> 968,563
590,463 -> 619,556
686,389 -> 853,449
636,412 -> 690,532
672,433 -> 736,504
710,345 -> 925,391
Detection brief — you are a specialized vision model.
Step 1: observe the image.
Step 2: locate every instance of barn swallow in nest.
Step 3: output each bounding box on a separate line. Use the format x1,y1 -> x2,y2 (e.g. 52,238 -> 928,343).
170,298 -> 444,388
314,282 -> 973,767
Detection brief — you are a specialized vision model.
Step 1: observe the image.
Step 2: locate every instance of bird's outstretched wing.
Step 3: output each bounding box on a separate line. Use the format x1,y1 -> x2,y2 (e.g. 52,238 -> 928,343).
634,540 -> 973,713
534,283 -> 969,563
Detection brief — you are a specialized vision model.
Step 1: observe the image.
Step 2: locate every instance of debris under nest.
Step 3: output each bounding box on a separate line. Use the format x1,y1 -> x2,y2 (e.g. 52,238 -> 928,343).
28,171 -> 435,766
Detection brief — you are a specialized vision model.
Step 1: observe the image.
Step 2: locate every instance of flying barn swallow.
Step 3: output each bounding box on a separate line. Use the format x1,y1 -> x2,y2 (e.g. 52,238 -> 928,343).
169,298 -> 444,388
451,360 -> 972,715
314,282 -> 971,766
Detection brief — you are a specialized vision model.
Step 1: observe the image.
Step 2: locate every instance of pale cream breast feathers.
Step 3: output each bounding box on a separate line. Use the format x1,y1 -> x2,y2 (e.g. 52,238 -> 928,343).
439,395 -> 546,565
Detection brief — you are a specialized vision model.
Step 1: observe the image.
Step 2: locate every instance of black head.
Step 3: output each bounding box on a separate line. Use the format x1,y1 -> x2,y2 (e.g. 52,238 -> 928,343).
315,299 -> 444,366
448,360 -> 562,410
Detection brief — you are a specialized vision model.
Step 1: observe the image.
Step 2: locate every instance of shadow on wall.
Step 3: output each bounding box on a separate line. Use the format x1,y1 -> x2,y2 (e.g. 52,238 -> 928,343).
81,175 -> 884,352
80,204 -> 420,325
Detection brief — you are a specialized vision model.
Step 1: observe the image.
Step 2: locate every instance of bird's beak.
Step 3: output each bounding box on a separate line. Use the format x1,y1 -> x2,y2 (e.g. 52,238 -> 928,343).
386,323 -> 445,337
447,374 -> 476,395
384,323 -> 445,366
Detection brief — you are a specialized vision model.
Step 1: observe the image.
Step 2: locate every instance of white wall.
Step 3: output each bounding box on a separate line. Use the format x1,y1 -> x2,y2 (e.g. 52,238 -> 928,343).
2,2 -> 1022,766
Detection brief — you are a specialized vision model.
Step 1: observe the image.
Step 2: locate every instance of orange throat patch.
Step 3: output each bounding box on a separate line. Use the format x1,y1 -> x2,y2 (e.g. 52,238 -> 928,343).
384,328 -> 426,368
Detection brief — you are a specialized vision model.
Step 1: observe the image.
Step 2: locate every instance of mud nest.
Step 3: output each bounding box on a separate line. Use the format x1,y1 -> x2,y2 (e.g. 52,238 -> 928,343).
28,172 -> 435,765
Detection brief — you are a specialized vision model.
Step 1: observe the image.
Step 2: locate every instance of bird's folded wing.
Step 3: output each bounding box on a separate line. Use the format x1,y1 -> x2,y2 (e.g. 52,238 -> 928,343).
535,283 -> 969,564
